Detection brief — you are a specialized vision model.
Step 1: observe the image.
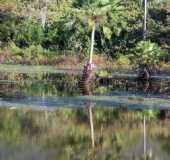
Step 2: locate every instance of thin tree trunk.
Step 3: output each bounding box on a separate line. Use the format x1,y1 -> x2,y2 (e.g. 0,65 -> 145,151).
41,0 -> 47,29
89,24 -> 96,65
143,0 -> 147,40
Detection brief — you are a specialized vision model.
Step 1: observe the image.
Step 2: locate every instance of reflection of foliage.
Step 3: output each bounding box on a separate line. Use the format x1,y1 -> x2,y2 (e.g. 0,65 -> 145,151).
136,109 -> 159,120
0,108 -> 164,160
0,72 -> 80,97
95,108 -> 120,124
0,109 -> 21,143
156,131 -> 170,156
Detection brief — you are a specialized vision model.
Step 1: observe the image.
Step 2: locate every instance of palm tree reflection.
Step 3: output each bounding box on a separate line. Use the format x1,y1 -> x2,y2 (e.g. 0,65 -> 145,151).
79,74 -> 96,148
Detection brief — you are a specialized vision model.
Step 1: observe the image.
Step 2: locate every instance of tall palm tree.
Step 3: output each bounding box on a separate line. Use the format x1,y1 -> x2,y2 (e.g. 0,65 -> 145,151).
73,0 -> 125,70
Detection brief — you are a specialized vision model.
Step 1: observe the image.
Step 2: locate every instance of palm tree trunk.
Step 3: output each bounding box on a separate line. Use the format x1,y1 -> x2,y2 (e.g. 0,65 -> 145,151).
80,25 -> 95,90
41,0 -> 47,29
143,0 -> 147,40
89,24 -> 96,66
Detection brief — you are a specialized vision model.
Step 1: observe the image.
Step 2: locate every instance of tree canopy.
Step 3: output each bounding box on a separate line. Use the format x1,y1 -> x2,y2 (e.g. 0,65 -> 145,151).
0,0 -> 169,66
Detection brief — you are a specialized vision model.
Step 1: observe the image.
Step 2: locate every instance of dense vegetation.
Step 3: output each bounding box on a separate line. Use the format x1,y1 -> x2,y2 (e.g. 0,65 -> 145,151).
0,108 -> 168,160
0,0 -> 169,68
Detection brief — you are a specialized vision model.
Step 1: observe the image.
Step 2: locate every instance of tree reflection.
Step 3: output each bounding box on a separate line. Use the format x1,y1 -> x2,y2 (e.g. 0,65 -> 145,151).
0,108 -> 168,159
79,71 -> 96,148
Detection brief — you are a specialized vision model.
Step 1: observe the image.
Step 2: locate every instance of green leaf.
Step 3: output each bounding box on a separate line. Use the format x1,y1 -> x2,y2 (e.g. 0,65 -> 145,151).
103,26 -> 112,40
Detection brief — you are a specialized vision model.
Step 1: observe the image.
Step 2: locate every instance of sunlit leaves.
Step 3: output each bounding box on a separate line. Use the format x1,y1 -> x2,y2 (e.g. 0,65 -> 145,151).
0,0 -> 169,60
103,26 -> 112,39
130,41 -> 165,66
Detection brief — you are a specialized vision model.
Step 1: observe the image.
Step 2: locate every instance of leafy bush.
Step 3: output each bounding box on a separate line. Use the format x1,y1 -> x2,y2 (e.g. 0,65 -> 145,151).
10,43 -> 51,57
0,10 -> 17,42
130,41 -> 165,66
9,42 -> 55,64
96,70 -> 109,77
14,19 -> 44,47
10,42 -> 25,56
43,14 -> 90,53
116,55 -> 130,66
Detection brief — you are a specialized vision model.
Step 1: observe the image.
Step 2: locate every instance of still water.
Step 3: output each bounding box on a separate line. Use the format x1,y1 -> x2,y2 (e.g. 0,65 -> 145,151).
0,65 -> 169,160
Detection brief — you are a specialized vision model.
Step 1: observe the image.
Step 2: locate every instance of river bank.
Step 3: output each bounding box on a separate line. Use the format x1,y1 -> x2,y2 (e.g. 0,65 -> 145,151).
0,46 -> 170,74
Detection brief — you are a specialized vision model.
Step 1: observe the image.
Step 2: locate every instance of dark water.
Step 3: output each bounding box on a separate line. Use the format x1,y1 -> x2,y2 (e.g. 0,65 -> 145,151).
0,71 -> 170,109
0,67 -> 169,160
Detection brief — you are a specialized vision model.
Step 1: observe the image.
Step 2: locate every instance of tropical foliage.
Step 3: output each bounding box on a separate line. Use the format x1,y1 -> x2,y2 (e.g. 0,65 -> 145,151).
130,41 -> 165,66
0,0 -> 169,66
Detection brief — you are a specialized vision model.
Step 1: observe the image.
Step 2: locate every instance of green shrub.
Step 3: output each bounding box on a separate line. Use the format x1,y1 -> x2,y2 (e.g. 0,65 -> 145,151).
130,41 -> 165,66
10,42 -> 25,56
117,55 -> 130,66
9,42 -> 56,64
14,19 -> 44,47
96,70 -> 109,77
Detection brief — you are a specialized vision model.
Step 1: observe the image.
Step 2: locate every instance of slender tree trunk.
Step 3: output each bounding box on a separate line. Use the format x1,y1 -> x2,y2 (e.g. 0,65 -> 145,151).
41,0 -> 47,29
80,25 -> 95,94
138,0 -> 150,80
143,0 -> 147,40
89,24 -> 96,66
89,106 -> 95,148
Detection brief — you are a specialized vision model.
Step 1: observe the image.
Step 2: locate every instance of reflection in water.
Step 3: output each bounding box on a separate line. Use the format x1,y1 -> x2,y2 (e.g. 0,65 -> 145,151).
79,70 -> 95,148
137,80 -> 161,95
0,72 -> 170,98
0,73 -> 169,110
0,109 -> 169,159
89,104 -> 95,148
144,115 -> 146,159
79,73 -> 170,159
98,77 -> 170,97
0,71 -> 169,159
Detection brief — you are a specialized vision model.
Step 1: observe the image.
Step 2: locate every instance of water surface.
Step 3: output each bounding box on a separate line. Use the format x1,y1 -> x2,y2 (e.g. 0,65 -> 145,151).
0,65 -> 169,160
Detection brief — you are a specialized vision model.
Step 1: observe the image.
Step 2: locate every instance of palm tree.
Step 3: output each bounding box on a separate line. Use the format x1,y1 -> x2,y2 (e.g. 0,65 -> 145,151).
73,0 -> 125,70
